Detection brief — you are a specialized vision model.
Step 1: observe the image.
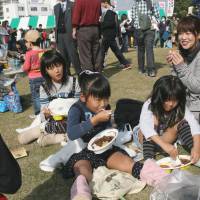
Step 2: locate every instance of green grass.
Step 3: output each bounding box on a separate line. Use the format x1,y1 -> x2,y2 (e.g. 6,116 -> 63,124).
1,48 -> 200,200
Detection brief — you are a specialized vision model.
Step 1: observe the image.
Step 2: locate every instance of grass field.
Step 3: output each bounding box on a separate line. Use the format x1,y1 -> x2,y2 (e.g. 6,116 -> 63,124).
1,47 -> 200,200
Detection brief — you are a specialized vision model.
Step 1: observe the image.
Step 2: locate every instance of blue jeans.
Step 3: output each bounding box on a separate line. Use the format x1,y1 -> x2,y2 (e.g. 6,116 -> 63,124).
121,33 -> 129,53
29,77 -> 44,115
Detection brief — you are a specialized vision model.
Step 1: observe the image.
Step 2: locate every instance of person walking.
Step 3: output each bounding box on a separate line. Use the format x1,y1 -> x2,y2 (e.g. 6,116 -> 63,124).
72,0 -> 101,71
54,0 -> 81,75
132,0 -> 160,77
100,0 -> 132,71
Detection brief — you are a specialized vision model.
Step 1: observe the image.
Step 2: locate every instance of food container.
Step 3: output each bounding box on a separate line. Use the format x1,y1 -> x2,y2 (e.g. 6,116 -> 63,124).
87,129 -> 118,154
157,155 -> 191,173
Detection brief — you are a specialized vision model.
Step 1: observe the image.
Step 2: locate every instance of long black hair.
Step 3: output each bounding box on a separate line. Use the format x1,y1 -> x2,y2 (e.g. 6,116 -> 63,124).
40,50 -> 69,90
149,75 -> 186,128
78,70 -> 111,99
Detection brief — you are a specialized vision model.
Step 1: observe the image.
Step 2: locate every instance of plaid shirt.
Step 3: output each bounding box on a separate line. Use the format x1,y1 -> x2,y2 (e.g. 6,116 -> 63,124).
132,0 -> 160,29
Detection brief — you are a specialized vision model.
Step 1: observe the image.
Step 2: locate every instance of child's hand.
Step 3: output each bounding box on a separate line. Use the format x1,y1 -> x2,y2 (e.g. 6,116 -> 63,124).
91,110 -> 112,126
42,107 -> 52,118
191,147 -> 200,164
163,143 -> 178,159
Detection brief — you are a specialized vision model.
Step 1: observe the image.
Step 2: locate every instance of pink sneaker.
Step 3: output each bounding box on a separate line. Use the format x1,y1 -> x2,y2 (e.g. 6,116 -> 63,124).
70,175 -> 92,200
140,159 -> 169,187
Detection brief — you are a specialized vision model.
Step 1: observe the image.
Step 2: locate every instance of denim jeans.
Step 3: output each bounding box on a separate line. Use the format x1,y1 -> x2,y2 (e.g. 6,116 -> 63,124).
137,29 -> 155,73
121,33 -> 129,53
29,77 -> 44,115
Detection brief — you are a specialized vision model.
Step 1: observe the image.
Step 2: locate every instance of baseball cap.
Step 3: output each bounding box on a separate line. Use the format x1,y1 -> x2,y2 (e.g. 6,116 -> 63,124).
25,30 -> 40,42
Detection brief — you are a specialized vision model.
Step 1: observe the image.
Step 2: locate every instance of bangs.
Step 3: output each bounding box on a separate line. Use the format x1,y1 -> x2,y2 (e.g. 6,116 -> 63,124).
160,86 -> 183,102
177,16 -> 200,36
44,55 -> 65,69
151,75 -> 186,105
87,77 -> 111,99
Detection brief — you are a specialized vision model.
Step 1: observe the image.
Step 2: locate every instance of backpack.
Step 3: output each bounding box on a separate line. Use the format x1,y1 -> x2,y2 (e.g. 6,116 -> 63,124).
114,98 -> 143,130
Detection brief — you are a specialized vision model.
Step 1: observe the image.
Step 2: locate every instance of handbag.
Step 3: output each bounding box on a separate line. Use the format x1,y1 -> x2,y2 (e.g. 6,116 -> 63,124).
114,98 -> 143,129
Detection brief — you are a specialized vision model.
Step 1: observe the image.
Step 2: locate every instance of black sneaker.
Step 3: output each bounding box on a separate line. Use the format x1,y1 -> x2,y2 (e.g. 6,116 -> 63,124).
148,70 -> 156,77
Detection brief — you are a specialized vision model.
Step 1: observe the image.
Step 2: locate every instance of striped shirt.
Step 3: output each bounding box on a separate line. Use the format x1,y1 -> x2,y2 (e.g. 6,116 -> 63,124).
132,0 -> 160,29
40,76 -> 80,109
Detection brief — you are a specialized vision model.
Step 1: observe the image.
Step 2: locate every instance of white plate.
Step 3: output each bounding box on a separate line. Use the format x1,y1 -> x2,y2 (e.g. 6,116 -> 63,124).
88,129 -> 118,154
157,155 -> 191,170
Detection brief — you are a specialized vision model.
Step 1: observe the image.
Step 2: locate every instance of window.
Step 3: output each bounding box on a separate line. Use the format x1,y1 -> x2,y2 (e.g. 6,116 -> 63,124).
18,7 -> 24,11
31,7 -> 37,11
6,8 -> 9,12
41,7 -> 47,11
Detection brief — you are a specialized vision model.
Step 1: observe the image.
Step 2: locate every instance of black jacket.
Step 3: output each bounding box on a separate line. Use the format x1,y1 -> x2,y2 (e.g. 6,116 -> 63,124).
0,135 -> 21,194
101,10 -> 120,40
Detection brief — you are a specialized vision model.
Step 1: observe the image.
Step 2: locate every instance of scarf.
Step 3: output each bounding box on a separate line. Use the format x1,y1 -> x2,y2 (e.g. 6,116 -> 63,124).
179,41 -> 200,64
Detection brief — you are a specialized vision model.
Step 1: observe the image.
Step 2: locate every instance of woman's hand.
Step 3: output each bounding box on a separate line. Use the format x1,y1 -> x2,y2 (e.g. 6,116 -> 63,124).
90,110 -> 112,126
167,50 -> 184,66
166,51 -> 173,65
162,143 -> 178,159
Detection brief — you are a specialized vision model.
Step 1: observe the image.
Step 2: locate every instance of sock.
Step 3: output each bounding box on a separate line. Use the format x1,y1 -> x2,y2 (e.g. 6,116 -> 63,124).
17,125 -> 41,144
37,133 -> 66,147
132,161 -> 143,179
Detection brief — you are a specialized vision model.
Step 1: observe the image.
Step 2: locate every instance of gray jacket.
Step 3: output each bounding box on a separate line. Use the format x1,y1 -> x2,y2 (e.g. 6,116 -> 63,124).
173,51 -> 200,115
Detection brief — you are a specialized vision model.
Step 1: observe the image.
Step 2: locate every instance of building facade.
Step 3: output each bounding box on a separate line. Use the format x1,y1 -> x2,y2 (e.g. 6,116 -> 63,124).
3,0 -> 54,19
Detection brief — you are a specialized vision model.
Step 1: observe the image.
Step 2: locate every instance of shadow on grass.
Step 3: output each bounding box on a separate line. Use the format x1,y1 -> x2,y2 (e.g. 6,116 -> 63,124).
23,172 -> 99,200
20,94 -> 32,112
23,172 -> 71,200
155,62 -> 168,70
103,65 -> 122,78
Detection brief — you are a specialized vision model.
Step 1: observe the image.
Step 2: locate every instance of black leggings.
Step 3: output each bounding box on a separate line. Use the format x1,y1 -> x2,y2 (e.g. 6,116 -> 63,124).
143,120 -> 193,160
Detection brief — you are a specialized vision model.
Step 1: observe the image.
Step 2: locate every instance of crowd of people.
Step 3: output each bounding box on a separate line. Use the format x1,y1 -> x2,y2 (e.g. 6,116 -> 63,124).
1,0 -> 200,199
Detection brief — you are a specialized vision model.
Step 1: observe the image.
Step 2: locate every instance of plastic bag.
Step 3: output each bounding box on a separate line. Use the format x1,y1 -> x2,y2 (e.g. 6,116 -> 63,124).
0,100 -> 8,112
150,169 -> 200,200
3,83 -> 22,113
115,123 -> 133,145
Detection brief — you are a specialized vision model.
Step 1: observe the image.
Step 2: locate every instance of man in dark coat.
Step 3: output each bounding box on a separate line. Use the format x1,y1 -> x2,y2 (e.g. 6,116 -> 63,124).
54,0 -> 81,74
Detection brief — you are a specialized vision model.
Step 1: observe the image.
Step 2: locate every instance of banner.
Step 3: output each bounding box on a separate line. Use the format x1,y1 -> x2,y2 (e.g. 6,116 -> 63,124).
167,0 -> 174,16
9,15 -> 55,30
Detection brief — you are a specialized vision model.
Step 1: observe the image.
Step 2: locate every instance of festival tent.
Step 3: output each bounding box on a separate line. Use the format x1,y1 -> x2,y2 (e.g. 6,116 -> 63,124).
9,15 -> 55,30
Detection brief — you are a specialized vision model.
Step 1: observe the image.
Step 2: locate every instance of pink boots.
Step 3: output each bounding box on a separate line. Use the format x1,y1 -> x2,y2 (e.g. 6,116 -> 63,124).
70,175 -> 92,200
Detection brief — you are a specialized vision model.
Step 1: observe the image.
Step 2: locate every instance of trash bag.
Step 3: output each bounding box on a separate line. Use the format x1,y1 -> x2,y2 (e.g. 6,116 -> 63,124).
3,82 -> 22,113
150,169 -> 200,200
